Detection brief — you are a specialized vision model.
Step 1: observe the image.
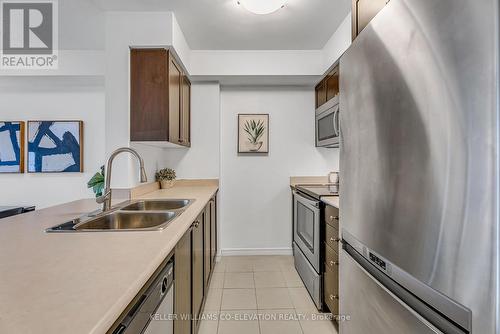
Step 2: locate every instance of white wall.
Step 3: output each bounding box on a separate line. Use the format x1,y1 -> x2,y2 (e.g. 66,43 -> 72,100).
162,82 -> 221,179
323,13 -> 352,70
219,87 -> 339,255
0,77 -> 105,209
105,12 -> 174,188
190,50 -> 324,76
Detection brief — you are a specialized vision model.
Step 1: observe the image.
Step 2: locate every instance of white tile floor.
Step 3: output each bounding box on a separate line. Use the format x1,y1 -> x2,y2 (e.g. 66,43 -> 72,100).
198,255 -> 338,334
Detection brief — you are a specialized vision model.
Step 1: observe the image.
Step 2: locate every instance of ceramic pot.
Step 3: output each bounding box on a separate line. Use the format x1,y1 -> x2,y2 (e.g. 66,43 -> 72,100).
160,180 -> 175,189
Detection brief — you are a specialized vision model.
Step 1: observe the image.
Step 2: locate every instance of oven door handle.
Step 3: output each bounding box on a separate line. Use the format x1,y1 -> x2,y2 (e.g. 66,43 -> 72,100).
293,191 -> 320,210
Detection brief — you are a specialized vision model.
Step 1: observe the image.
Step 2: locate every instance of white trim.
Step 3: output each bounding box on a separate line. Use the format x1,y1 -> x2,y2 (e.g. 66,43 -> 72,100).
220,247 -> 293,256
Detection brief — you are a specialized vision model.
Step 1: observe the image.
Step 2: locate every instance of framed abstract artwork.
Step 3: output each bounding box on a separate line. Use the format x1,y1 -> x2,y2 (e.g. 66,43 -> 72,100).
238,114 -> 269,154
27,121 -> 83,173
0,121 -> 25,173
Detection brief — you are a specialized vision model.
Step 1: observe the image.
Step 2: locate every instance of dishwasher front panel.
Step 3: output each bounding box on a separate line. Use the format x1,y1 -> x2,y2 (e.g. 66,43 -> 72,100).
143,283 -> 174,334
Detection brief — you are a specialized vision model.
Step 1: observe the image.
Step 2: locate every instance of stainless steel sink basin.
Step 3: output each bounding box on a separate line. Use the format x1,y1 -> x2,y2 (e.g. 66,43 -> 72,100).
45,198 -> 194,233
74,211 -> 176,231
121,199 -> 191,211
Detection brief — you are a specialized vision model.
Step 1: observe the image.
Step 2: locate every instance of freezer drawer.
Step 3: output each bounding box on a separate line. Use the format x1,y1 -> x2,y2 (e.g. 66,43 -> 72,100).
340,248 -> 443,334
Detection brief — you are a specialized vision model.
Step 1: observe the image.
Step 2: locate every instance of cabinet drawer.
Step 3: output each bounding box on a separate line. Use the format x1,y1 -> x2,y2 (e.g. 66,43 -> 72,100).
325,223 -> 340,251
324,264 -> 339,315
324,205 -> 339,229
324,243 -> 339,270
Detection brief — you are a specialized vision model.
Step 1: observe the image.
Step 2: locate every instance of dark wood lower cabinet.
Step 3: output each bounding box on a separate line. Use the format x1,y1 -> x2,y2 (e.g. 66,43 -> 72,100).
324,262 -> 339,315
174,229 -> 192,334
204,206 -> 211,291
323,204 -> 340,324
210,198 -> 217,270
173,194 -> 218,334
192,213 -> 204,333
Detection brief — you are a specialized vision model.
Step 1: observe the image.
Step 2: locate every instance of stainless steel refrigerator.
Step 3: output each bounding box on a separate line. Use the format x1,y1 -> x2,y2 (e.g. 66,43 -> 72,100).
339,0 -> 499,333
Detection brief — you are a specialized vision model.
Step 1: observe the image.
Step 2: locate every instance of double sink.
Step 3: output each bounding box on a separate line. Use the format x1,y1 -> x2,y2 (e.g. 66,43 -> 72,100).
46,199 -> 193,232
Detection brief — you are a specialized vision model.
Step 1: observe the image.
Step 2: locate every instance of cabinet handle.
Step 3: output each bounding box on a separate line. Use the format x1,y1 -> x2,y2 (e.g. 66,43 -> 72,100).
329,215 -> 339,222
330,237 -> 340,242
329,260 -> 339,266
193,220 -> 200,228
329,294 -> 339,301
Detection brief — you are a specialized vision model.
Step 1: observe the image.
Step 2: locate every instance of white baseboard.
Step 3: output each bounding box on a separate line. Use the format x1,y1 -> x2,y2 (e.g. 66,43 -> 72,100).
220,247 -> 293,256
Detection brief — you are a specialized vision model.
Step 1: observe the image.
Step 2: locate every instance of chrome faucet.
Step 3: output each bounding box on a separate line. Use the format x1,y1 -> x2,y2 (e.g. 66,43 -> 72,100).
97,147 -> 148,212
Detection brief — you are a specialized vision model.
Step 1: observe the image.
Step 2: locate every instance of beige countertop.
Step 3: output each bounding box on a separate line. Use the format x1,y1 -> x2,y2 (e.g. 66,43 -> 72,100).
290,176 -> 339,209
322,196 -> 339,209
289,176 -> 330,188
0,180 -> 218,334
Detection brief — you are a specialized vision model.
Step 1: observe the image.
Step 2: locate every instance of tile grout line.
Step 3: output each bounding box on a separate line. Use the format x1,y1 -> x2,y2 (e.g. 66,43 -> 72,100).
252,261 -> 263,334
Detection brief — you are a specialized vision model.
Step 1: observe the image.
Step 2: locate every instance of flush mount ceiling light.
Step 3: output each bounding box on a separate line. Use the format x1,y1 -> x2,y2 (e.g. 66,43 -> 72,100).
237,0 -> 286,15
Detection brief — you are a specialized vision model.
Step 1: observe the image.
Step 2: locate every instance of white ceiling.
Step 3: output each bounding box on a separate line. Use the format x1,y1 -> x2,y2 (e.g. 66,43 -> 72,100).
93,0 -> 351,50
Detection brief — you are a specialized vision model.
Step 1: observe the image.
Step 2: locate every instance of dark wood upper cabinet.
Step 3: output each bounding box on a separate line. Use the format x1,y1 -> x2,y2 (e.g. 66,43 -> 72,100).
315,80 -> 327,109
352,0 -> 390,41
326,68 -> 339,102
168,54 -> 182,145
181,74 -> 191,146
315,63 -> 339,109
130,48 -> 191,147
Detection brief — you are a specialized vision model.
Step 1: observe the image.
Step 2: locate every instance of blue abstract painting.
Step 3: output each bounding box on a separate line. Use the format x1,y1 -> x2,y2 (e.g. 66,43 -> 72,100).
28,121 -> 83,173
0,121 -> 25,173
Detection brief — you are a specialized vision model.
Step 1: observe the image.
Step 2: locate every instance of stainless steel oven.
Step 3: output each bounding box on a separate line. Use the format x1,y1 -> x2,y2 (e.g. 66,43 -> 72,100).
293,190 -> 322,309
315,98 -> 339,147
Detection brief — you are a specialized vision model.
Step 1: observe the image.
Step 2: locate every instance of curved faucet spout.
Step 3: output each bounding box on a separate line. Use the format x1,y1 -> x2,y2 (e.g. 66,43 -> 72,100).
97,147 -> 148,212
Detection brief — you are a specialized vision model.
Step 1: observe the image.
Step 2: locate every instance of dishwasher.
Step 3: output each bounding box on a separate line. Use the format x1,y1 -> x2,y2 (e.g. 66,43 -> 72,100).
113,259 -> 174,334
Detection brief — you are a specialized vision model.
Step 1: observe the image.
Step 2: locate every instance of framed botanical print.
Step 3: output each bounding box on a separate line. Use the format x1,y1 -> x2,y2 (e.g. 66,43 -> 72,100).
0,121 -> 25,173
238,114 -> 269,154
27,121 -> 83,173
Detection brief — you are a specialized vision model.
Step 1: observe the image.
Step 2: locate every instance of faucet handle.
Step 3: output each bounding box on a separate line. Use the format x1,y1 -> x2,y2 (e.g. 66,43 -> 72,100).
96,190 -> 111,204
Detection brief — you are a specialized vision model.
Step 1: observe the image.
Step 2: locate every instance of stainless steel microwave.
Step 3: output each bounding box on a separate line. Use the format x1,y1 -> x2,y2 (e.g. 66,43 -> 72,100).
315,98 -> 340,147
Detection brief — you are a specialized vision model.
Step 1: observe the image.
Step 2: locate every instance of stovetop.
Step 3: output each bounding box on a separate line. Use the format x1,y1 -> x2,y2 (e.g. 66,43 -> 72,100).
295,184 -> 339,200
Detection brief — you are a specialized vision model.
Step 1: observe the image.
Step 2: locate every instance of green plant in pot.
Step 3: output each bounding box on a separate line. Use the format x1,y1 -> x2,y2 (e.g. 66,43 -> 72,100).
156,168 -> 176,189
87,166 -> 105,198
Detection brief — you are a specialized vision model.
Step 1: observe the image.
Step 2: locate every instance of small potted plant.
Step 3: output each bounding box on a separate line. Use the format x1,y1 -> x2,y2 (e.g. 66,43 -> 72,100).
87,166 -> 105,198
156,168 -> 176,189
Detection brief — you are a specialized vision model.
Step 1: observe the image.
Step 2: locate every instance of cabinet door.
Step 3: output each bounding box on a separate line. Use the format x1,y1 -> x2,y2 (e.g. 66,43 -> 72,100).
210,197 -> 217,269
326,67 -> 339,102
181,75 -> 191,147
174,229 -> 192,334
324,262 -> 339,315
353,0 -> 389,39
168,53 -> 182,144
204,206 -> 211,290
130,49 -> 168,141
315,81 -> 327,108
192,213 -> 204,332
